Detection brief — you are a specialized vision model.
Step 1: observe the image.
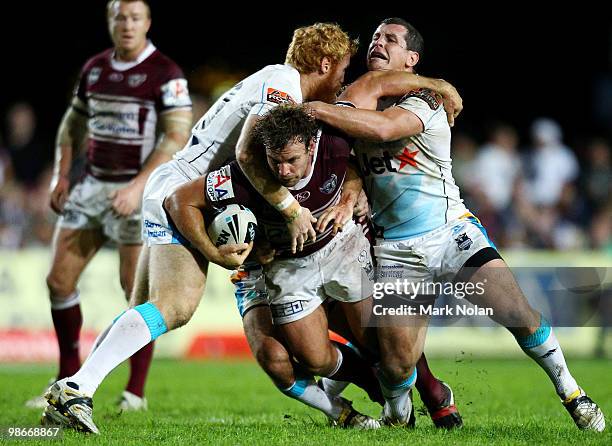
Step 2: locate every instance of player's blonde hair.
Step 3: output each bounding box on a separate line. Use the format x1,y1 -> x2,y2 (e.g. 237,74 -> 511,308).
107,0 -> 151,19
285,23 -> 358,74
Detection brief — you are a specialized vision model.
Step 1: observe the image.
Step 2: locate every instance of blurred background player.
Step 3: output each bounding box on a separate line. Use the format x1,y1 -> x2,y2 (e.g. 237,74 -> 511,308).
27,0 -> 192,412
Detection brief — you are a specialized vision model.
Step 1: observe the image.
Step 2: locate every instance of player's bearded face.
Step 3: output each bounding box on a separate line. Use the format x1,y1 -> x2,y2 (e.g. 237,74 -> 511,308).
266,140 -> 313,187
367,24 -> 411,72
316,54 -> 351,103
108,0 -> 151,58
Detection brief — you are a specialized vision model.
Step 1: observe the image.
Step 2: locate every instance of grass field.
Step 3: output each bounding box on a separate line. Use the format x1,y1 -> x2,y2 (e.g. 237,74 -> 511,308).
1,358 -> 610,445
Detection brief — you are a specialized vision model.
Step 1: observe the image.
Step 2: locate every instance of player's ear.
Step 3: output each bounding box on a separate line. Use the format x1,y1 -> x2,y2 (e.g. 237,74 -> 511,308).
405,50 -> 419,70
320,56 -> 332,75
307,137 -> 316,153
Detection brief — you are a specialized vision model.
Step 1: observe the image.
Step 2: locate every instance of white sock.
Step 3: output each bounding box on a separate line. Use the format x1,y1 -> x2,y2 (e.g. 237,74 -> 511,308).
326,346 -> 343,377
377,368 -> 416,423
318,377 -> 350,396
520,328 -> 579,400
282,378 -> 345,420
69,309 -> 152,396
82,325 -> 112,363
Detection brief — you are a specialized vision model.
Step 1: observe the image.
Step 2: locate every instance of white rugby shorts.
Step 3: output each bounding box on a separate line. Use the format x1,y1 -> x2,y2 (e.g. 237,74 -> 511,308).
58,174 -> 142,244
375,212 -> 499,289
141,162 -> 192,246
265,220 -> 375,325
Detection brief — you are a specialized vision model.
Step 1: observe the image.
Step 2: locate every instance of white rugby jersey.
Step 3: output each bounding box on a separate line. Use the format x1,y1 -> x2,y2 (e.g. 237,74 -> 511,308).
355,89 -> 467,239
173,64 -> 302,178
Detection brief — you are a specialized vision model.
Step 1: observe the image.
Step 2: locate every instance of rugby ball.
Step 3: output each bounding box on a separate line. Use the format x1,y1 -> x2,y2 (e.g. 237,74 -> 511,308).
207,204 -> 257,247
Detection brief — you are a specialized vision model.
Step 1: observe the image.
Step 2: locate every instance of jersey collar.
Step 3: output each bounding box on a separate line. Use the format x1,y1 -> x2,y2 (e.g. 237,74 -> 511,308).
110,41 -> 156,72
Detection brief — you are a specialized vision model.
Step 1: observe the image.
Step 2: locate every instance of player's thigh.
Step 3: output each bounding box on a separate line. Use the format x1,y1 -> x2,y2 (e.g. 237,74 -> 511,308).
47,226 -> 106,293
278,305 -> 335,373
243,306 -> 294,387
118,243 -> 142,299
129,245 -> 150,307
147,243 -> 209,329
465,258 -> 540,329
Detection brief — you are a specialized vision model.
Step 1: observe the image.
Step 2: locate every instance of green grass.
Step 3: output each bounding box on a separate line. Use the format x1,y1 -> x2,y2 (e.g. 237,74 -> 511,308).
0,358 -> 610,445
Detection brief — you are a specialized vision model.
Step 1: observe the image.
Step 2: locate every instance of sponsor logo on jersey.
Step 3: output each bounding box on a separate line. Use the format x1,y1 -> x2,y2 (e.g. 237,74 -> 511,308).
360,151 -> 397,176
62,209 -> 81,224
402,88 -> 441,111
144,220 -> 167,239
451,224 -> 465,236
161,78 -> 191,108
120,219 -> 142,241
396,147 -> 419,170
266,88 -> 295,105
295,191 -> 311,203
128,73 -> 147,87
108,72 -> 124,82
206,167 -> 234,201
87,67 -> 102,85
360,147 -> 419,176
455,232 -> 473,251
319,174 -> 338,194
379,264 -> 404,279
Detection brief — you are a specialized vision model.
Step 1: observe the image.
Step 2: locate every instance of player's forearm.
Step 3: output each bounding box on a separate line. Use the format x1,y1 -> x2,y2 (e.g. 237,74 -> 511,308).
53,107 -> 88,180
129,150 -> 171,194
341,71 -> 452,110
163,185 -> 218,260
344,71 -> 446,108
338,166 -> 363,209
155,110 -> 192,159
313,103 -> 394,142
236,115 -> 302,222
131,115 -> 192,191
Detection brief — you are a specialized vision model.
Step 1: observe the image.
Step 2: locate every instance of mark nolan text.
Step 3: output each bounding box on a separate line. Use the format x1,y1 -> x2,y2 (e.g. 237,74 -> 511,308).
373,304 -> 494,317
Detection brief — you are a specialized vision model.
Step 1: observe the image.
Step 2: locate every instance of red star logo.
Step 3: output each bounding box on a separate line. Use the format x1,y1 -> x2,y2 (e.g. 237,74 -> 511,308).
395,148 -> 419,170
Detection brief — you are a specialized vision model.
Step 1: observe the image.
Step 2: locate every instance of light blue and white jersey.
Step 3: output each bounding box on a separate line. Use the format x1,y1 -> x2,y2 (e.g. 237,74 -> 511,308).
355,90 -> 467,240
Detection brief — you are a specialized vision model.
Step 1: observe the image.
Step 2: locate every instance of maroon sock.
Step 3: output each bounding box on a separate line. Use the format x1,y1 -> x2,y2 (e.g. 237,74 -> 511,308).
328,341 -> 384,405
415,353 -> 447,410
51,304 -> 82,379
126,341 -> 155,397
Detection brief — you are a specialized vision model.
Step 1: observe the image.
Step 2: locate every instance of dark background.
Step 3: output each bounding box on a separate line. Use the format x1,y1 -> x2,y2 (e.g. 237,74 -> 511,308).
1,2 -> 611,147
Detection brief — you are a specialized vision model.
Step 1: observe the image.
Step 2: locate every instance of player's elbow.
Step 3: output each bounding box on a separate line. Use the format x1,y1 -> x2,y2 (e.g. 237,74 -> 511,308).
236,140 -> 257,169
372,122 -> 400,142
162,191 -> 181,220
169,128 -> 191,148
236,146 -> 250,168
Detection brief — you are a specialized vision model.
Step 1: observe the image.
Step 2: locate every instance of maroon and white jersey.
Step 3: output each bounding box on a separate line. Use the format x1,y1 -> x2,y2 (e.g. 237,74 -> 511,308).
205,127 -> 352,258
73,42 -> 191,181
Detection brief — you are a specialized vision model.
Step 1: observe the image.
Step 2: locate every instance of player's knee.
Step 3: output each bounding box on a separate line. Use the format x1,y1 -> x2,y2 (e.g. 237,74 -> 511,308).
296,349 -> 335,377
162,300 -> 197,330
119,274 -> 135,299
498,306 -> 535,329
380,354 -> 418,383
255,339 -> 293,387
46,272 -> 75,299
